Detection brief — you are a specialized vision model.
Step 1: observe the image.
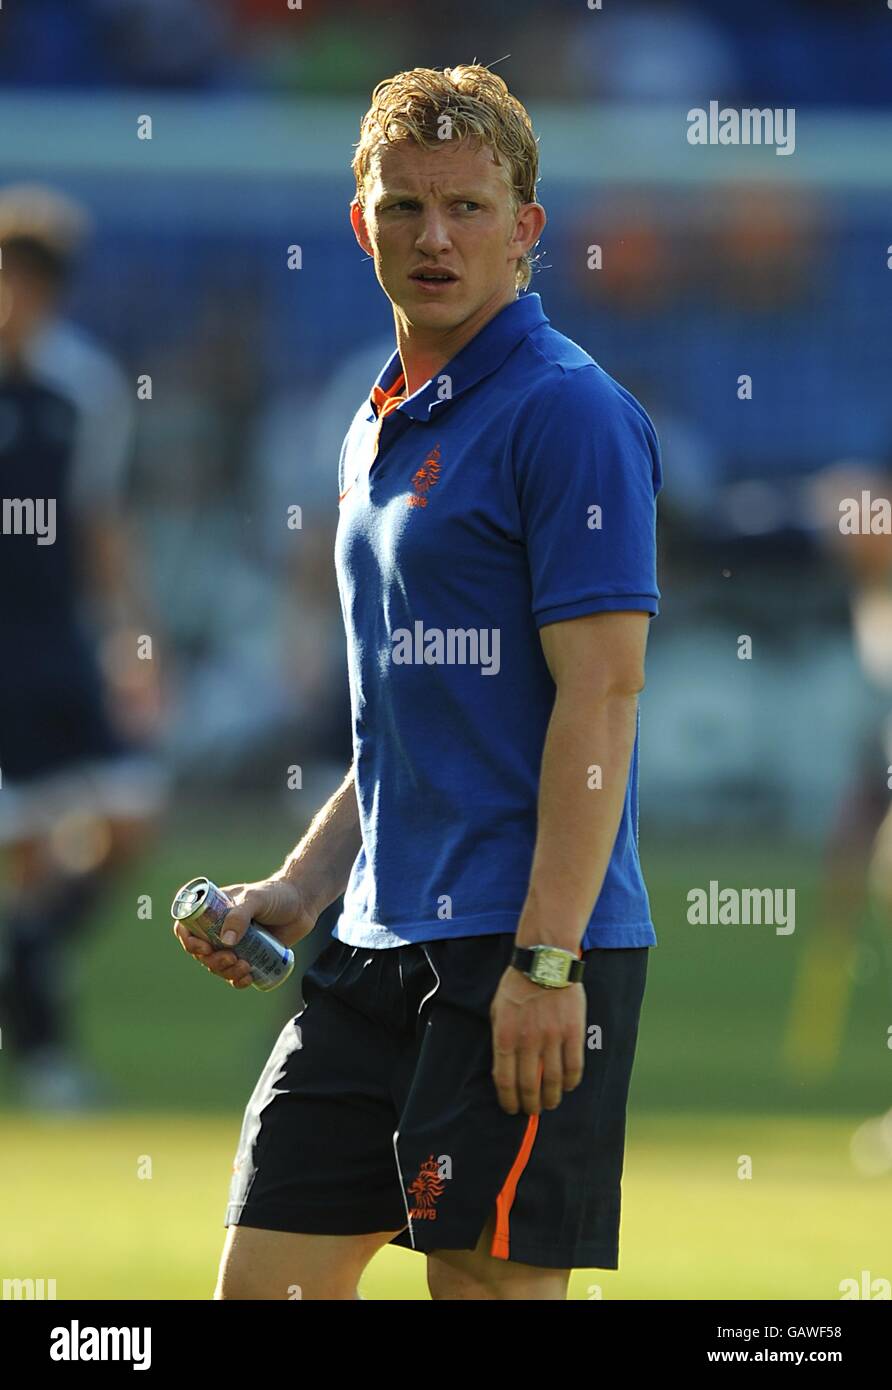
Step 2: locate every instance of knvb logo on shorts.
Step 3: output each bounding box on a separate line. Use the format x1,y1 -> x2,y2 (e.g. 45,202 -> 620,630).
407,444 -> 442,508
390,620 -> 501,675
686,101 -> 796,156
407,1155 -> 447,1221
686,881 -> 795,935
2,496 -> 56,544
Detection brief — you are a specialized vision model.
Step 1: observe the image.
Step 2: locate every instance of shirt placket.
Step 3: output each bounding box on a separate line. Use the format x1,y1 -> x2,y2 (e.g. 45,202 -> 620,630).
369,402 -> 412,479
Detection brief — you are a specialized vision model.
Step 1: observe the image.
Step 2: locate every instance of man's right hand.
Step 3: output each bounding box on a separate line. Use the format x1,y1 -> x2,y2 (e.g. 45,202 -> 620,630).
172,875 -> 319,990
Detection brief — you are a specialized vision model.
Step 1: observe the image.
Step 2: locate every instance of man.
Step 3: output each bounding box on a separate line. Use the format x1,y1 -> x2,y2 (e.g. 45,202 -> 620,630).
0,185 -> 165,1108
176,64 -> 662,1300
784,461 -> 892,1081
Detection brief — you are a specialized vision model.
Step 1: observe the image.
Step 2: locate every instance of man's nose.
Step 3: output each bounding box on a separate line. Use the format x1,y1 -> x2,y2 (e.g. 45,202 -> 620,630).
414,209 -> 452,256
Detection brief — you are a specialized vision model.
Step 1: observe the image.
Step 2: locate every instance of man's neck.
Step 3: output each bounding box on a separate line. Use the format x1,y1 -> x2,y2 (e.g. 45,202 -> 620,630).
0,330 -> 29,373
394,286 -> 517,396
0,316 -> 47,371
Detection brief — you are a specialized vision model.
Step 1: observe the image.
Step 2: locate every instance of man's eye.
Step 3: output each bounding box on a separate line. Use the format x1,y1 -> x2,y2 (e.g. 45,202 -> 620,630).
388,201 -> 416,211
458,201 -> 480,212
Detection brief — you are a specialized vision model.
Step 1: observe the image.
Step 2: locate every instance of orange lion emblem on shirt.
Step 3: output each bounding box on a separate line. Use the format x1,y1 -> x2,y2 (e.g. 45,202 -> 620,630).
407,445 -> 442,507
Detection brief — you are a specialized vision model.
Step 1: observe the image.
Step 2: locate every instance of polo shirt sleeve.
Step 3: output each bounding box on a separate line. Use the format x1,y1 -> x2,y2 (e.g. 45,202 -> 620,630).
512,366 -> 661,628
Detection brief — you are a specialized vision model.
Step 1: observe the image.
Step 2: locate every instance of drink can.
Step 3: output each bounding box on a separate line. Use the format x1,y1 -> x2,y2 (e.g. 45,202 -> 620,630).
171,876 -> 295,992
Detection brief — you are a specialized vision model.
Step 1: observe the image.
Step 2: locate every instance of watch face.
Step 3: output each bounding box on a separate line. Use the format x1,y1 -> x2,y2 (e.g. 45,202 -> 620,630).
532,950 -> 569,987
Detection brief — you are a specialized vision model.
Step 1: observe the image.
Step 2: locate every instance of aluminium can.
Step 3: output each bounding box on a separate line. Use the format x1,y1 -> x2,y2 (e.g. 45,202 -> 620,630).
171,876 -> 294,992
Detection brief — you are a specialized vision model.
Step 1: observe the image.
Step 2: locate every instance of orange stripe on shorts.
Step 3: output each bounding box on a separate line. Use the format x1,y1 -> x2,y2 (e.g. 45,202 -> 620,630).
490,1061 -> 544,1261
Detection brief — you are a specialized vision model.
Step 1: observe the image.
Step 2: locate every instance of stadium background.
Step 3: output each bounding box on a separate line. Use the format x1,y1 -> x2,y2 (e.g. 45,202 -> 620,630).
2,0 -> 892,1299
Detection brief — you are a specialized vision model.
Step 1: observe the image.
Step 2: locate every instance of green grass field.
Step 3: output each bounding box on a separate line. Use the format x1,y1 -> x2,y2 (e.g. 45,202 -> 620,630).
1,1111 -> 887,1299
2,806 -> 890,1299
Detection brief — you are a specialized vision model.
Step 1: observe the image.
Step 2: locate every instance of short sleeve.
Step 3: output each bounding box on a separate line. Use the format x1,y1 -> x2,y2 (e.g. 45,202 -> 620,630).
29,321 -> 135,513
512,367 -> 661,628
68,356 -> 134,512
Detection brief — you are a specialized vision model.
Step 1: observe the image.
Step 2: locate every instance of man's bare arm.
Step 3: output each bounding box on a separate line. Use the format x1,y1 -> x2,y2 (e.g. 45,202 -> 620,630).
276,762 -> 363,919
173,762 -> 362,987
80,511 -> 166,739
490,609 -> 650,1114
516,610 -> 650,952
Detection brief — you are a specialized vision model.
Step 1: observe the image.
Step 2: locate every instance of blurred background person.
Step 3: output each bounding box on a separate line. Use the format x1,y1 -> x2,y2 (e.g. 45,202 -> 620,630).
0,186 -> 167,1110
782,461 -> 892,1083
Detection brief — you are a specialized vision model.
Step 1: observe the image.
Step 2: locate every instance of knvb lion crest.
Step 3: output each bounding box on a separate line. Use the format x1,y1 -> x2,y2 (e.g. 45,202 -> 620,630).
407,445 -> 442,508
407,1154 -> 446,1220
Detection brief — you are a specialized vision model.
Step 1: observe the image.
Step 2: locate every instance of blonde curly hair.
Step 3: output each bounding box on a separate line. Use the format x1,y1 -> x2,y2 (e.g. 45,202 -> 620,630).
0,184 -> 90,257
352,65 -> 541,291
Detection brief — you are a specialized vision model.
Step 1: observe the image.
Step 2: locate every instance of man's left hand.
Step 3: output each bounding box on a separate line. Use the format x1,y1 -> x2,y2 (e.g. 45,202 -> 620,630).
490,965 -> 586,1116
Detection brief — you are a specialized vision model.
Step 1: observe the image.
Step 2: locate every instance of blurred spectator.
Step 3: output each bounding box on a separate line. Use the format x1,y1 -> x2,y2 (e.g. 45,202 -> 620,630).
783,459 -> 892,1081
0,185 -> 166,1109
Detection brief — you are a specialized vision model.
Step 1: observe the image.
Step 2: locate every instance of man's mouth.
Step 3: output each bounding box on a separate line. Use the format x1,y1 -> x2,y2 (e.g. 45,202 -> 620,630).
410,268 -> 458,283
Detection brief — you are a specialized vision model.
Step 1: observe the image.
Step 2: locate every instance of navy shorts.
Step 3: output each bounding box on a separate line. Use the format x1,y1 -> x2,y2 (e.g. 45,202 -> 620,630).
225,933 -> 649,1270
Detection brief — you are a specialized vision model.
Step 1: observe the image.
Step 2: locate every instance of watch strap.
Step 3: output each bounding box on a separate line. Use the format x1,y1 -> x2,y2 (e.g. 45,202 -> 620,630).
511,945 -> 585,986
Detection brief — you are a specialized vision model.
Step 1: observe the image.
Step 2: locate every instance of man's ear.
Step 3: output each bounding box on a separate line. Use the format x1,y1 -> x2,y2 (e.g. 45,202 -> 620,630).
510,201 -> 547,262
350,200 -> 374,257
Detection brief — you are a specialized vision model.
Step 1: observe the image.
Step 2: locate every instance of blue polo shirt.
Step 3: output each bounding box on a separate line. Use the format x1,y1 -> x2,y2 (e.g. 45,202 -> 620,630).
333,292 -> 661,950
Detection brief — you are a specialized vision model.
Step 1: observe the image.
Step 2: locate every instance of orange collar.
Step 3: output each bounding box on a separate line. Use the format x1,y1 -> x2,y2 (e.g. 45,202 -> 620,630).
371,370 -> 406,420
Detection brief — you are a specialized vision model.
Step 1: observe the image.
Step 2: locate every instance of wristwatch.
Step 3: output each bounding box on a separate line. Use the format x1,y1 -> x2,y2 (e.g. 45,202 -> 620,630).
510,944 -> 585,989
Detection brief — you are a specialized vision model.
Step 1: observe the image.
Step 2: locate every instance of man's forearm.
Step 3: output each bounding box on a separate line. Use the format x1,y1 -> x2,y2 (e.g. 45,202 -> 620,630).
82,516 -> 156,635
515,689 -> 641,953
277,763 -> 363,919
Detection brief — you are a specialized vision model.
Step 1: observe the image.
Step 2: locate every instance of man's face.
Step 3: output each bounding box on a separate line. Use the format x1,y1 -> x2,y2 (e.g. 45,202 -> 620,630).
0,264 -> 56,343
352,137 -> 535,332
